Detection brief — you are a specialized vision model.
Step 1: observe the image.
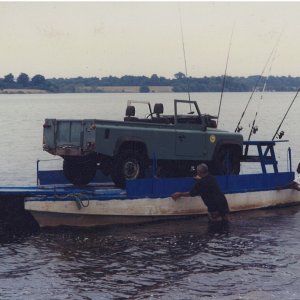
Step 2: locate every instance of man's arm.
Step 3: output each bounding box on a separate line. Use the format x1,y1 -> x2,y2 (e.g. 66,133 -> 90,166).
171,191 -> 191,201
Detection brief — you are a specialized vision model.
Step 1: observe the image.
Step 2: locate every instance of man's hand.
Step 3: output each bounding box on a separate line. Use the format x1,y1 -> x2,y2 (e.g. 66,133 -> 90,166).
171,192 -> 181,201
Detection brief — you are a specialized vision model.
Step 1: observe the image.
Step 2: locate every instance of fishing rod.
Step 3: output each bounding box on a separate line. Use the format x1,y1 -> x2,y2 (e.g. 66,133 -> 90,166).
247,78 -> 268,141
247,46 -> 278,141
272,88 -> 300,141
179,9 -> 193,114
234,33 -> 283,133
217,23 -> 235,127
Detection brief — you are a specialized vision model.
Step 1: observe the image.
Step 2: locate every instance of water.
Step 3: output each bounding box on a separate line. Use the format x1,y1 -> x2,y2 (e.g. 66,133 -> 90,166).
2,208 -> 300,299
1,92 -> 300,299
0,92 -> 299,186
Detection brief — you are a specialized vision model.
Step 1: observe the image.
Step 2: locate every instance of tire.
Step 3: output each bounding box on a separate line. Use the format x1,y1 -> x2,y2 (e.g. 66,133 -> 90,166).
213,147 -> 241,175
111,149 -> 147,188
63,155 -> 97,186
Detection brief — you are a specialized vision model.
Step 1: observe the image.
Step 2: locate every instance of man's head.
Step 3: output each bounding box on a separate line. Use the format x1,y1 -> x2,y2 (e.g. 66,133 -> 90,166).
196,163 -> 209,177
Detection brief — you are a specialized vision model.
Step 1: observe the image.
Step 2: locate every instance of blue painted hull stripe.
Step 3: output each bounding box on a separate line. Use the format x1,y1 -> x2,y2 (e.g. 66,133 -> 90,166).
1,172 -> 294,202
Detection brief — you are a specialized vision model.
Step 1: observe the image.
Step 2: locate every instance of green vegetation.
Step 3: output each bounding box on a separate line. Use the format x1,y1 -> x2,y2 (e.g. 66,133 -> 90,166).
139,85 -> 150,93
1,72 -> 300,93
0,73 -> 57,92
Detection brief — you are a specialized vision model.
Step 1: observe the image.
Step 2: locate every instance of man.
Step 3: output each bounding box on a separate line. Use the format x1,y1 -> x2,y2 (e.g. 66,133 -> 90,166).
277,162 -> 300,191
172,163 -> 230,222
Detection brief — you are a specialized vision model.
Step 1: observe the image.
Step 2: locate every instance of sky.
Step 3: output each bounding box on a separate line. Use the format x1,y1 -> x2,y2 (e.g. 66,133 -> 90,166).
1,1 -> 300,79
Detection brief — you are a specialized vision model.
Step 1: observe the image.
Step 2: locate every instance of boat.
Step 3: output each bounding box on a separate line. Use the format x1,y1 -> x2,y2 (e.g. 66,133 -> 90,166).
23,140 -> 300,228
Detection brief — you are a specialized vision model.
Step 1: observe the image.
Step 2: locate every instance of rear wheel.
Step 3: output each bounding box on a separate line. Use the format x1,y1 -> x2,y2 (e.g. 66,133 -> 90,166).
213,147 -> 241,175
63,155 -> 97,186
111,149 -> 147,188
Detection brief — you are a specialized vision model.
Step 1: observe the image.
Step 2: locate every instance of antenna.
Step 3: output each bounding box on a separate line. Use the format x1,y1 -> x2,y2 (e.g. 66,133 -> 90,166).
179,9 -> 193,114
217,23 -> 235,127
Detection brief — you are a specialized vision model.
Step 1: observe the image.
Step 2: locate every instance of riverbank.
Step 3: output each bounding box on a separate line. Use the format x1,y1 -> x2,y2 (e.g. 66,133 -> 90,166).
0,89 -> 48,94
0,86 -> 173,94
72,85 -> 173,93
90,85 -> 173,93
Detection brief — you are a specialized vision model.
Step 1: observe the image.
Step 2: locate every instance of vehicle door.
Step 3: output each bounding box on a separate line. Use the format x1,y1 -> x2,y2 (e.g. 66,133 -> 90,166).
174,100 -> 207,159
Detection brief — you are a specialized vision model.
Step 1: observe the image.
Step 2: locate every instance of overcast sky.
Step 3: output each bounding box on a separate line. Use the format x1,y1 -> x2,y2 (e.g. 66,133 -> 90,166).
1,1 -> 300,79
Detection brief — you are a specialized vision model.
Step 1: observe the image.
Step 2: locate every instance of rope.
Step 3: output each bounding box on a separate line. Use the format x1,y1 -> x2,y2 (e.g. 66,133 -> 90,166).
39,192 -> 90,210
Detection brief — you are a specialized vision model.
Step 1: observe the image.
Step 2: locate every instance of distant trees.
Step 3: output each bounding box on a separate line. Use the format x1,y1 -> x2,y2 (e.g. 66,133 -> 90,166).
17,73 -> 30,87
1,71 -> 300,93
0,72 -> 56,91
4,73 -> 14,84
174,72 -> 185,79
31,74 -> 46,86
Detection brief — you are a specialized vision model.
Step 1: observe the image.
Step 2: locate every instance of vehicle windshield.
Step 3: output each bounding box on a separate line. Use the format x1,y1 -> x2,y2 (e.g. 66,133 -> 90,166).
126,100 -> 152,118
175,100 -> 201,117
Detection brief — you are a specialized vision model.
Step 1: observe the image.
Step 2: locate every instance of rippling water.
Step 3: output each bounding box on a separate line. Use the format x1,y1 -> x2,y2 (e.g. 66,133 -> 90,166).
1,207 -> 300,299
1,92 -> 300,299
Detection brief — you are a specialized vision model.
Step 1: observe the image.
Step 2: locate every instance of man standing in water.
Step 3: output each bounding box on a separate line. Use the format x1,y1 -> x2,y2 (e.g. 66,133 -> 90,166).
172,163 -> 230,222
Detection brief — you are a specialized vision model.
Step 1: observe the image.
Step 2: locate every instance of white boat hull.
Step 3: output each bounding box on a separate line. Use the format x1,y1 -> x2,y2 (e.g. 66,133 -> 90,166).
25,189 -> 300,227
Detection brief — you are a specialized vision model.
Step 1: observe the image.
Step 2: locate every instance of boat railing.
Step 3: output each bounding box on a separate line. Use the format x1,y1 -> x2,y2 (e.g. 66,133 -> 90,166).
36,158 -> 66,185
36,159 -> 112,186
242,140 -> 290,174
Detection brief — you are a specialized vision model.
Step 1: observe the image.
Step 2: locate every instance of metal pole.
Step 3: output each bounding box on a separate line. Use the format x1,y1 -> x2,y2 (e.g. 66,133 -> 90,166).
288,147 -> 292,172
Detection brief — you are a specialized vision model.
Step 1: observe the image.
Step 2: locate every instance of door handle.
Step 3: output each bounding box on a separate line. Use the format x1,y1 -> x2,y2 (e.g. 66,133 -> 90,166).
178,135 -> 186,141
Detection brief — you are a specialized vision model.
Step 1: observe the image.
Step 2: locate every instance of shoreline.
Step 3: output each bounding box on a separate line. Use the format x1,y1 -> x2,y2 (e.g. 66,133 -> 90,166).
0,89 -> 48,94
0,86 -> 173,94
0,87 -> 296,94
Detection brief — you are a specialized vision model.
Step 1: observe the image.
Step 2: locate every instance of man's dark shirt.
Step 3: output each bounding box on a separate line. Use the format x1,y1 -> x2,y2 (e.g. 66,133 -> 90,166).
189,174 -> 229,216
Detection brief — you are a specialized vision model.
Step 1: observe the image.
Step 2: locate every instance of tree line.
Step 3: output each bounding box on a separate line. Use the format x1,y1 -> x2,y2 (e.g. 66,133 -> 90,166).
1,72 -> 300,93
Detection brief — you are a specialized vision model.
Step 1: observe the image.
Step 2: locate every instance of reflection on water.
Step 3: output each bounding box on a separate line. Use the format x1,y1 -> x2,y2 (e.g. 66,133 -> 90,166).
1,206 -> 300,299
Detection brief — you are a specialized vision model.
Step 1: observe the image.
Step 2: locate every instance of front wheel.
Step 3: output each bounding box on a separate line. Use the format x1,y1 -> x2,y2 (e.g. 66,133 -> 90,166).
63,155 -> 97,186
213,147 -> 241,175
111,150 -> 147,188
